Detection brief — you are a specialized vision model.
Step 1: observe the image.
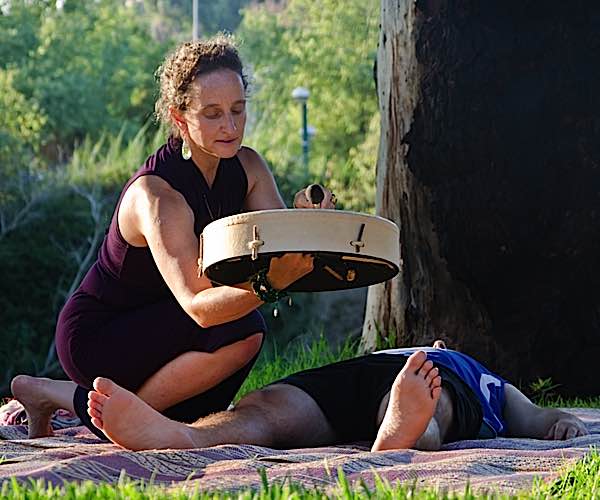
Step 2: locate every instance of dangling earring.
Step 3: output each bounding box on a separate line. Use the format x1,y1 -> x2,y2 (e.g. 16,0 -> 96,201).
181,139 -> 192,160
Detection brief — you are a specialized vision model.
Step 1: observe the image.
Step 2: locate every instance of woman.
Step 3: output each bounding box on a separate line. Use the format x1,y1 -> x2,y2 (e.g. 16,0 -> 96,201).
11,36 -> 334,440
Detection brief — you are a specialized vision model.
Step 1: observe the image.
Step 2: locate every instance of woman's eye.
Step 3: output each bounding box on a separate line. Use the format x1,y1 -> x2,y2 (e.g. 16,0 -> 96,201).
204,112 -> 221,119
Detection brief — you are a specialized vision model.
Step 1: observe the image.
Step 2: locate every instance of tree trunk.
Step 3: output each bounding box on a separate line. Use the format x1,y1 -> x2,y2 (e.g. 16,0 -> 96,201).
363,0 -> 600,396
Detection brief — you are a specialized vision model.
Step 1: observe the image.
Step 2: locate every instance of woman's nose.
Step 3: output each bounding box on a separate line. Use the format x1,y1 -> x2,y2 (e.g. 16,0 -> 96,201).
223,114 -> 237,133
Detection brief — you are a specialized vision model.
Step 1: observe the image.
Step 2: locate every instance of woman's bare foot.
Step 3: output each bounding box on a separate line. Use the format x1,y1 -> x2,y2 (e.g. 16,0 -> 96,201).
372,351 -> 442,451
11,375 -> 57,438
88,377 -> 195,451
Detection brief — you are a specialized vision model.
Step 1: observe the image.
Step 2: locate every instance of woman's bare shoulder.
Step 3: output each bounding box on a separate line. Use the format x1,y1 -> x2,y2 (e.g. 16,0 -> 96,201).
237,146 -> 270,175
123,175 -> 189,218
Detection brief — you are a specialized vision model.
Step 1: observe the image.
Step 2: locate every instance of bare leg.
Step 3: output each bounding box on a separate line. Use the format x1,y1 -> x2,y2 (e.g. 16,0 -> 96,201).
503,384 -> 588,439
10,333 -> 262,439
88,379 -> 335,451
10,376 -> 76,438
372,351 -> 442,452
136,333 -> 263,411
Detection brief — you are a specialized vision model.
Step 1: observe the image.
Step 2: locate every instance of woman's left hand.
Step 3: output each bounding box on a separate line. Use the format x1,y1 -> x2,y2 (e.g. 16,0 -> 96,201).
293,184 -> 337,209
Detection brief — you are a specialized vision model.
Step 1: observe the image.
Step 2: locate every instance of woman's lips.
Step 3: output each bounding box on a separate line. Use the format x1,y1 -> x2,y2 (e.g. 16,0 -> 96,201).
216,138 -> 239,144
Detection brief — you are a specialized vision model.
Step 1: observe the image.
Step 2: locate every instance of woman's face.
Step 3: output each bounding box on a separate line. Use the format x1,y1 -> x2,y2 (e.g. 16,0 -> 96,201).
180,69 -> 247,160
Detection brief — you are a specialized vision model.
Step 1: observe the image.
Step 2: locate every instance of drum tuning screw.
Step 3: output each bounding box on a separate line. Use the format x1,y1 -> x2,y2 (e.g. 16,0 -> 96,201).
350,223 -> 366,253
248,225 -> 265,260
346,269 -> 356,282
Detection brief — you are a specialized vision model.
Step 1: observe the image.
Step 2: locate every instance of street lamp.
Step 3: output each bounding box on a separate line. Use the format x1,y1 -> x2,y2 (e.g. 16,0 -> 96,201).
192,0 -> 200,40
291,86 -> 310,179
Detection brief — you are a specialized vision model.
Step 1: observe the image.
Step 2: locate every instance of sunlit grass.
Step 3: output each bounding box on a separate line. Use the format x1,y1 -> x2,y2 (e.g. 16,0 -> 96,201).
1,452 -> 599,499
237,334 -> 359,399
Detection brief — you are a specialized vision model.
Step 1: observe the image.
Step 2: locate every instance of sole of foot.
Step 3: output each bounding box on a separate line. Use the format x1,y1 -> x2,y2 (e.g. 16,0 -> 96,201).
10,375 -> 55,438
372,351 -> 442,451
88,377 -> 194,451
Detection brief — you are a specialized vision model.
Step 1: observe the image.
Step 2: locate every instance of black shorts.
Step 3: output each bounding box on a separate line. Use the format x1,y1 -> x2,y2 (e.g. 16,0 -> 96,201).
275,353 -> 483,444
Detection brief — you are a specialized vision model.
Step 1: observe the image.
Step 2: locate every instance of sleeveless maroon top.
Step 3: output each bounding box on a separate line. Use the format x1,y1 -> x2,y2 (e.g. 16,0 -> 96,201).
78,137 -> 248,308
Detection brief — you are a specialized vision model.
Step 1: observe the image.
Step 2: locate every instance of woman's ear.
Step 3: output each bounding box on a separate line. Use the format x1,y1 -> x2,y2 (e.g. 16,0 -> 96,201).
169,107 -> 188,138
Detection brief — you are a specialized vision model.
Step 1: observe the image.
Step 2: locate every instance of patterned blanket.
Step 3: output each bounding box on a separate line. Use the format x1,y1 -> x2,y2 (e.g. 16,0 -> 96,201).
0,408 -> 598,494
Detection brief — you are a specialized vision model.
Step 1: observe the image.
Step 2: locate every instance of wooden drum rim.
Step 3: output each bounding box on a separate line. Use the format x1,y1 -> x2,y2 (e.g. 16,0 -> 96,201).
200,209 -> 401,291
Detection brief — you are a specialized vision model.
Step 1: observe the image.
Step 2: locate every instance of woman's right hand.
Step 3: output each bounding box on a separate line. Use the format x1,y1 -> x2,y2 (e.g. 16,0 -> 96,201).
266,253 -> 314,291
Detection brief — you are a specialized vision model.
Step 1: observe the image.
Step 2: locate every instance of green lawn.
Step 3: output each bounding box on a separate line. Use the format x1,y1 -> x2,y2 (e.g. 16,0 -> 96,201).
1,450 -> 599,499
1,337 -> 598,499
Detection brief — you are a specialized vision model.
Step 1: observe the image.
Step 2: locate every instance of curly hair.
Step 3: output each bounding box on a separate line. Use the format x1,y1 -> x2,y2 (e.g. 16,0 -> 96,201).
155,35 -> 248,138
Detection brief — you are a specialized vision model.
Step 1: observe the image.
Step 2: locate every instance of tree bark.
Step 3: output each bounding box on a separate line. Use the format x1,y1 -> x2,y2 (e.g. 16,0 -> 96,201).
363,0 -> 600,396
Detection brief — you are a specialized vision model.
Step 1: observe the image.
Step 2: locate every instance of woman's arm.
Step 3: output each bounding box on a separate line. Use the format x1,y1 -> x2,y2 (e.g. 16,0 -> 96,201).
238,147 -> 286,211
119,175 -> 311,328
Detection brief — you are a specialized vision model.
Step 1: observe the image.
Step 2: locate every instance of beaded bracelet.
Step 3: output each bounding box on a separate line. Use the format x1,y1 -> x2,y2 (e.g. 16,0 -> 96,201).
250,268 -> 288,303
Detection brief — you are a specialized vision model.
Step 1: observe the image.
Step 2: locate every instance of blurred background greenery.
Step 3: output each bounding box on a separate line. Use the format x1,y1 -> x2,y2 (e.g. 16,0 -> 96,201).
0,0 -> 379,394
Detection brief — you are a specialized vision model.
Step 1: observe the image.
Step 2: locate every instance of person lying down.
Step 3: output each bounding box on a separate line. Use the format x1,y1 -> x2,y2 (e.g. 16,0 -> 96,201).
86,340 -> 588,452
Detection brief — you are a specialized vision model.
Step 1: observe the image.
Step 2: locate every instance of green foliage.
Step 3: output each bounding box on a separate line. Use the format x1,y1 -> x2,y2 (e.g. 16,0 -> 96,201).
196,0 -> 251,35
0,0 -> 168,158
542,448 -> 600,499
0,1 -> 47,68
374,322 -> 398,351
0,69 -> 46,173
0,68 -> 46,220
237,335 -> 359,398
529,377 -> 562,406
0,127 -> 165,393
0,189 -> 94,372
238,0 -> 380,211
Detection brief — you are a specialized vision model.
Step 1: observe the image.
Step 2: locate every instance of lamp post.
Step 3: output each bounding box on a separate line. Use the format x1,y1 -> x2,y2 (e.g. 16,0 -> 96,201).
291,86 -> 310,179
192,0 -> 200,40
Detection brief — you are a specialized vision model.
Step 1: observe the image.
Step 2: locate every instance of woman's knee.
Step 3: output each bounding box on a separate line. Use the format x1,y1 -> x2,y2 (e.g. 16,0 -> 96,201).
214,332 -> 263,366
240,332 -> 263,360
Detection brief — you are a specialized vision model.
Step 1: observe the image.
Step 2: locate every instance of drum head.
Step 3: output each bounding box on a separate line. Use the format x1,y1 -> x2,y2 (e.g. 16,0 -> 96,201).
205,251 -> 399,292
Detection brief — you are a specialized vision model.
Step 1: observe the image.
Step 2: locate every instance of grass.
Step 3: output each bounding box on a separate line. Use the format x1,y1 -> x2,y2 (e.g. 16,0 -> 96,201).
236,335 -> 359,399
1,452 -> 598,499
1,337 -> 598,499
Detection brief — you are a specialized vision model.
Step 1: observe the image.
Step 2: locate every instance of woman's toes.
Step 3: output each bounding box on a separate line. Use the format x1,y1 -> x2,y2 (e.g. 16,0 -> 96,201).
88,399 -> 103,414
93,377 -> 118,396
89,391 -> 108,405
88,405 -> 102,420
90,416 -> 104,430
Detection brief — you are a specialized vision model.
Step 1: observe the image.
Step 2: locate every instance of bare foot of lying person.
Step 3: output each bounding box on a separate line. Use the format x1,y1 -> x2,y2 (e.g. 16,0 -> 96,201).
372,351 -> 442,451
11,375 -> 56,438
88,377 -> 195,451
88,377 -> 194,451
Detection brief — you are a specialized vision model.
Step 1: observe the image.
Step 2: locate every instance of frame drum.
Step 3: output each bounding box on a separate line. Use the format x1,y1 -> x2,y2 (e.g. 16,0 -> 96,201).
200,209 -> 400,292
